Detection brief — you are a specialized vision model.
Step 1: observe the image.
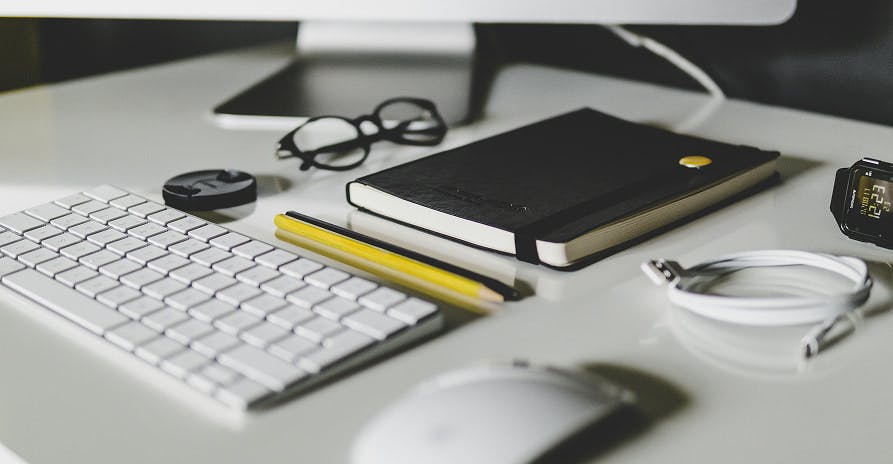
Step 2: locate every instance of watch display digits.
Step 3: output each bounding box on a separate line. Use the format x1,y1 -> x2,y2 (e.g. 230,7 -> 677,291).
832,157 -> 893,247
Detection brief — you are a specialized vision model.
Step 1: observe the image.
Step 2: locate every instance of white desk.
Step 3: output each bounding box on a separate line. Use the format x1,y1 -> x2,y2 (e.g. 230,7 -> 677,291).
2,43 -> 893,463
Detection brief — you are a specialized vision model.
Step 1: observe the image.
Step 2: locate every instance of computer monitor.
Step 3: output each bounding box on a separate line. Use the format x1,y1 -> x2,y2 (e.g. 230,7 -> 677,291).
4,1 -> 796,127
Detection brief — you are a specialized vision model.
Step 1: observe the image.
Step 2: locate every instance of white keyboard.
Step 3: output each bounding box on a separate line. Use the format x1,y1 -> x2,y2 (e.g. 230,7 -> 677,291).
0,185 -> 441,410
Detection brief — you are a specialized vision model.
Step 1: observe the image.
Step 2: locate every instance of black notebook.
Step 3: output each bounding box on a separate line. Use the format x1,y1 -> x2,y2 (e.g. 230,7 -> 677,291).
346,108 -> 779,269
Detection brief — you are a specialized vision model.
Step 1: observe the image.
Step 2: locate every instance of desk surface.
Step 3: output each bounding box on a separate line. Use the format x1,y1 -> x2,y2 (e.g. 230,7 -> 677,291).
3,43 -> 893,463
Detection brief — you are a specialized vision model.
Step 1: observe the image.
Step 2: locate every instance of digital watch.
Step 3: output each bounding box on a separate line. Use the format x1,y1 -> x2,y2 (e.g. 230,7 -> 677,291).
831,157 -> 893,248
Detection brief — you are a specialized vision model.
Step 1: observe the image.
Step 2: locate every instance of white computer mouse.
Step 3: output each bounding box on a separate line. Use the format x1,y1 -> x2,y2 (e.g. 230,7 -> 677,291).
350,361 -> 634,464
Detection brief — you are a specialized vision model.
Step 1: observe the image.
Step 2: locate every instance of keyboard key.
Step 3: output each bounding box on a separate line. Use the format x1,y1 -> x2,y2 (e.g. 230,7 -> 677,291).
0,231 -> 23,247
86,229 -> 127,246
55,266 -> 98,287
217,283 -> 262,306
119,296 -> 165,320
314,297 -> 361,321
106,321 -> 158,351
196,363 -> 239,386
232,241 -> 274,259
54,193 -> 92,209
36,256 -> 78,277
260,275 -> 305,297
167,216 -> 207,234
148,230 -> 188,249
286,285 -> 332,308
168,238 -> 210,258
25,203 -> 70,222
269,334 -> 318,362
214,310 -> 262,335
267,305 -> 315,329
99,259 -> 142,279
160,349 -> 210,379
106,237 -> 147,255
255,249 -> 298,269
60,241 -> 101,260
280,258 -> 323,279
240,321 -> 289,348
305,268 -> 350,289
190,247 -> 232,267
80,249 -> 121,270
295,316 -> 343,342
164,288 -> 210,311
210,232 -> 250,251
75,275 -> 119,297
166,319 -> 214,344
147,209 -> 186,226
193,273 -> 237,295
142,278 -> 187,300
147,254 -> 190,274
358,287 -> 407,311
120,268 -> 164,289
128,201 -> 166,219
343,309 -> 407,340
219,344 -> 307,391
188,224 -> 227,242
72,200 -> 109,216
126,245 -> 169,265
19,248 -> 59,267
169,263 -> 214,284
143,307 -> 189,332
387,298 -> 439,325
189,299 -> 235,323
331,277 -> 378,300
1,239 -> 40,258
187,371 -> 222,395
298,331 -> 374,374
3,269 -> 128,335
212,256 -> 255,277
135,336 -> 184,365
241,294 -> 288,317
324,329 -> 376,351
0,256 -> 25,277
84,185 -> 128,202
97,285 -> 142,308
24,225 -> 63,243
236,266 -> 280,286
192,330 -> 240,357
90,207 -> 128,224
215,377 -> 270,409
41,232 -> 82,252
69,220 -> 107,238
109,194 -> 147,210
50,213 -> 90,230
0,212 -> 45,233
108,215 -> 147,232
129,222 -> 167,240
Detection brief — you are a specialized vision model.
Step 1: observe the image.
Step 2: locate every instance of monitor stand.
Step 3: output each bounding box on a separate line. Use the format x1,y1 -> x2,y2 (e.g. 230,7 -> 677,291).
213,22 -> 478,129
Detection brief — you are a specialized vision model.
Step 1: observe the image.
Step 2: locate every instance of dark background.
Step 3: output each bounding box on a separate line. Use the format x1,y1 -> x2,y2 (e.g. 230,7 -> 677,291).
3,0 -> 892,125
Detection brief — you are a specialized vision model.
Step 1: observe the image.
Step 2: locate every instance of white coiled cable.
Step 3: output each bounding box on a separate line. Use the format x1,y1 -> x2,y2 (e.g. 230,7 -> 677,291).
642,250 -> 873,358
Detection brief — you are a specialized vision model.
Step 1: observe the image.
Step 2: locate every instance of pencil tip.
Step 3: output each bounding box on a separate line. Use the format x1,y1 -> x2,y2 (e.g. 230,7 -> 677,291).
479,286 -> 505,303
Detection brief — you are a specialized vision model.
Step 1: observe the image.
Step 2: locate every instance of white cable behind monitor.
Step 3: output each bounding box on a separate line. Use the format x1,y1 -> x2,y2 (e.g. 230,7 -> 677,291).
604,25 -> 726,99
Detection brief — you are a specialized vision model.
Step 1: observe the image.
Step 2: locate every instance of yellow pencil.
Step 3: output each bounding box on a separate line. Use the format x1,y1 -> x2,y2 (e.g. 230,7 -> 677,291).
274,214 -> 504,303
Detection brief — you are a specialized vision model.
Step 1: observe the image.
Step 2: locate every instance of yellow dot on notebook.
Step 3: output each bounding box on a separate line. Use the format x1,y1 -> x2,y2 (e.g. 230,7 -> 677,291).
679,155 -> 712,168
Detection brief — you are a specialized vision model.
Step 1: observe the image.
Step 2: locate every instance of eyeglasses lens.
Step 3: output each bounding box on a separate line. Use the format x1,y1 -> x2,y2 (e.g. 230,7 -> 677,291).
377,101 -> 442,143
292,117 -> 367,169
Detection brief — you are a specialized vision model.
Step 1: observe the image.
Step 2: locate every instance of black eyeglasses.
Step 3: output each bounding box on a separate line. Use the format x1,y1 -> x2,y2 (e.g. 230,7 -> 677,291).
275,97 -> 448,171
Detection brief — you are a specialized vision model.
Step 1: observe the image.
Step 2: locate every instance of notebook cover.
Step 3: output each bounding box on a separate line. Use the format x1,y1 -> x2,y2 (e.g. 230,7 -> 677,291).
347,108 -> 779,259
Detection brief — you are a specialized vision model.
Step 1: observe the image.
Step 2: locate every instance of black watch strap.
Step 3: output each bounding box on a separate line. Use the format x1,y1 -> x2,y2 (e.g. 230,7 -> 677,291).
830,167 -> 850,225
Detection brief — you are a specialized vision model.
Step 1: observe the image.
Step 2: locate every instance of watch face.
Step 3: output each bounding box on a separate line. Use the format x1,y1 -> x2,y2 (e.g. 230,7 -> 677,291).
842,166 -> 893,240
